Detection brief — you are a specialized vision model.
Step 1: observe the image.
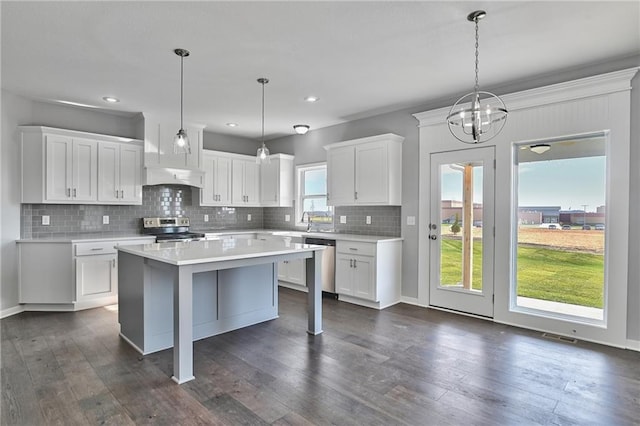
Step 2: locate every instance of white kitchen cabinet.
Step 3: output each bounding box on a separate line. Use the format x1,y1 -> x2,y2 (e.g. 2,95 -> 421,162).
335,239 -> 402,309
257,233 -> 306,291
45,135 -> 98,202
198,150 -> 232,206
260,154 -> 294,207
325,133 -> 403,206
20,126 -> 143,204
232,158 -> 260,206
98,141 -> 143,204
17,237 -> 154,311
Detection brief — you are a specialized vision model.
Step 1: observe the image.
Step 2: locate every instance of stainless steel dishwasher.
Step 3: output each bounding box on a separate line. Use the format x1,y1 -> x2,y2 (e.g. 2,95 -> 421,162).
304,237 -> 336,293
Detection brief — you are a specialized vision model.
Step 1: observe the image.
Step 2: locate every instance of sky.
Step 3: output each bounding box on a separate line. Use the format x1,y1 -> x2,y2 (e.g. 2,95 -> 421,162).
441,156 -> 606,212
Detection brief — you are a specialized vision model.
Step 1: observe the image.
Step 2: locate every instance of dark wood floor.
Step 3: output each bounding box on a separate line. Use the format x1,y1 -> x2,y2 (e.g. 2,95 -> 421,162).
2,288 -> 639,425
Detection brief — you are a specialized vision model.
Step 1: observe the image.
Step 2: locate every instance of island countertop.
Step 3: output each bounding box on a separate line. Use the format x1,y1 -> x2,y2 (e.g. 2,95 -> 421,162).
116,238 -> 324,266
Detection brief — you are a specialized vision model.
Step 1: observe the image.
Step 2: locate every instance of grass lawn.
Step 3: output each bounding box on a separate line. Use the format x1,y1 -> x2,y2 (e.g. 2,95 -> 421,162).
440,238 -> 604,308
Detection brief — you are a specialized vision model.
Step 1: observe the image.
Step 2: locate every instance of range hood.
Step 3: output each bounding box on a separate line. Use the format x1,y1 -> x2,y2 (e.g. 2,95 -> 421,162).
144,166 -> 204,188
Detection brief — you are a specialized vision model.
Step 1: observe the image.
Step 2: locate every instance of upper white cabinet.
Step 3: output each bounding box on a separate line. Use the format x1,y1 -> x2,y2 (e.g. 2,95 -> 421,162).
198,150 -> 232,206
142,115 -> 205,187
324,133 -> 403,206
232,158 -> 260,206
260,154 -> 294,207
20,126 -> 143,205
98,141 -> 143,204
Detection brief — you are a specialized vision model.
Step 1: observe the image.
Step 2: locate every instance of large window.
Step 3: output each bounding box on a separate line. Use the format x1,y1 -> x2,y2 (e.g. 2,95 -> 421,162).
513,134 -> 606,322
296,163 -> 333,228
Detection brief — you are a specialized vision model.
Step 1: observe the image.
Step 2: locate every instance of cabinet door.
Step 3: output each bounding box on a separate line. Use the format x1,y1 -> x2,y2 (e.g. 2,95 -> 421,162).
201,153 -> 217,205
335,255 -> 354,295
260,160 -> 279,206
98,141 -> 120,202
352,255 -> 375,301
355,142 -> 387,204
119,144 -> 142,203
76,254 -> 117,301
72,138 -> 98,201
244,160 -> 260,205
231,159 -> 246,204
45,134 -> 73,201
286,258 -> 306,286
215,156 -> 232,205
278,260 -> 288,281
327,146 -> 355,206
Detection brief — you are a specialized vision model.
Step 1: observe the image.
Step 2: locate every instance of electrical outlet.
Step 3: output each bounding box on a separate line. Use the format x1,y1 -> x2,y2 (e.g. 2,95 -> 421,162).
366,216 -> 372,225
102,215 -> 109,225
285,214 -> 290,222
247,214 -> 252,221
42,215 -> 50,225
407,216 -> 416,226
340,215 -> 347,224
204,214 -> 209,222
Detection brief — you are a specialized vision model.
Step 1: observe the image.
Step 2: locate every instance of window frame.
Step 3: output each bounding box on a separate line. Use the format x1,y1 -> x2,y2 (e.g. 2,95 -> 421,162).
295,162 -> 333,228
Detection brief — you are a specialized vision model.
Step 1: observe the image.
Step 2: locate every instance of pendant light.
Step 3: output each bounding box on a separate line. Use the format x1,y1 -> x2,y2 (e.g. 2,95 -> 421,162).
256,77 -> 270,164
174,48 -> 191,154
446,11 -> 507,144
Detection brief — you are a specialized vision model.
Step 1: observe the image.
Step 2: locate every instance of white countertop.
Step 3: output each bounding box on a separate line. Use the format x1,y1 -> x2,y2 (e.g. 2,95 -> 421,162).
116,238 -> 325,266
196,229 -> 403,243
16,234 -> 156,243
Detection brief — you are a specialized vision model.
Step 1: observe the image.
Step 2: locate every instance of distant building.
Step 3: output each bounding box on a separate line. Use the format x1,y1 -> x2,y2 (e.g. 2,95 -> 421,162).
441,200 -> 483,224
518,206 -> 561,224
560,207 -> 606,225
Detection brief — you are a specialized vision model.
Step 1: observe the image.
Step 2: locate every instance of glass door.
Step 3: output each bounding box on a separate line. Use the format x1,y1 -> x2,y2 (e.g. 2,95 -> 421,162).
429,147 -> 495,317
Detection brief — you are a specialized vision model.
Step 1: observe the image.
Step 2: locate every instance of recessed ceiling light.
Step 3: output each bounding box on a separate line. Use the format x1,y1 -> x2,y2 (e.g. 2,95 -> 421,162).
304,96 -> 319,103
102,96 -> 120,103
226,123 -> 238,127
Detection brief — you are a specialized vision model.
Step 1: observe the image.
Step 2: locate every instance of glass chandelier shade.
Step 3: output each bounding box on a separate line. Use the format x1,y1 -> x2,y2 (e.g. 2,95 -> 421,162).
447,11 -> 507,144
174,48 -> 191,154
256,77 -> 271,164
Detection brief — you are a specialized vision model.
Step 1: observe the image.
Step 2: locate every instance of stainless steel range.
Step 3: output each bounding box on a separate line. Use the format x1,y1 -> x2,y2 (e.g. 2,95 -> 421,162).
141,217 -> 205,242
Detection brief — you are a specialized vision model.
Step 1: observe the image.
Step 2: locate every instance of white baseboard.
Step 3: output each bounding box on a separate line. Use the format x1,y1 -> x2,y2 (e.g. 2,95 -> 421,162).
399,296 -> 427,307
627,339 -> 640,351
1,305 -> 24,319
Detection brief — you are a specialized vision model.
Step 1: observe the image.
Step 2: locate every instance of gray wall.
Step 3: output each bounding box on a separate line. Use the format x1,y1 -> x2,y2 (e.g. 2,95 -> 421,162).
628,71 -> 640,342
203,131 -> 258,156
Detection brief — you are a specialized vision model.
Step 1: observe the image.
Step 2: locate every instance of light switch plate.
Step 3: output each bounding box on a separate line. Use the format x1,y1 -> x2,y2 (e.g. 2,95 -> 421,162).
285,214 -> 290,222
42,215 -> 50,225
247,214 -> 252,221
102,215 -> 109,225
340,215 -> 347,224
407,216 -> 416,226
366,216 -> 372,225
204,214 -> 209,222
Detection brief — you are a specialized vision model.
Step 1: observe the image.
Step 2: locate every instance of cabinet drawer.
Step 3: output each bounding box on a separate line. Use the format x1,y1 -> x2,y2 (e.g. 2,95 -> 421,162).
75,241 -> 117,256
336,241 -> 376,256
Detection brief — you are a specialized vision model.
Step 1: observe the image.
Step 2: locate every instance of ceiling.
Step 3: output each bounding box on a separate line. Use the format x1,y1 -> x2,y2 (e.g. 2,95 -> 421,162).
2,1 -> 638,140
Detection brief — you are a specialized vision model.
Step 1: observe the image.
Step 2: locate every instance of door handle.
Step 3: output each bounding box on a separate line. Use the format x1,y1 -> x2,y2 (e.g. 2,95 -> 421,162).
429,235 -> 437,240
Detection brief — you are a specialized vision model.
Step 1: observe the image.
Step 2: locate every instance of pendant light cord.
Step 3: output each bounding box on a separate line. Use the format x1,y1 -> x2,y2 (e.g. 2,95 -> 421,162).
180,54 -> 184,130
474,17 -> 480,94
261,80 -> 265,146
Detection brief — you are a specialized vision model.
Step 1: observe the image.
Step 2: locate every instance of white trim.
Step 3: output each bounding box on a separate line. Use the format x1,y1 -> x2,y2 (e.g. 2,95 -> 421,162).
322,133 -> 404,151
118,332 -> 146,355
413,67 -> 639,127
399,296 -> 424,307
427,305 -> 493,321
1,305 -> 24,319
338,294 -> 400,310
626,339 -> 640,351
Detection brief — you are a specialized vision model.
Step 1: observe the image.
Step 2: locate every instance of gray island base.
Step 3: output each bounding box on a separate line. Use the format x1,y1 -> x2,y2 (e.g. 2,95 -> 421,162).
117,239 -> 325,384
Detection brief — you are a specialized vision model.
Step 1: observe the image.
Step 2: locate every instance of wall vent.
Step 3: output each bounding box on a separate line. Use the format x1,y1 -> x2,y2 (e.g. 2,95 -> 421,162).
542,332 -> 578,344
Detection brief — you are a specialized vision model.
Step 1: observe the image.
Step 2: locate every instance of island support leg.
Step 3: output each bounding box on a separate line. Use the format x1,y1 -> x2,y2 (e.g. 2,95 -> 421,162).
306,252 -> 323,335
172,265 -> 195,384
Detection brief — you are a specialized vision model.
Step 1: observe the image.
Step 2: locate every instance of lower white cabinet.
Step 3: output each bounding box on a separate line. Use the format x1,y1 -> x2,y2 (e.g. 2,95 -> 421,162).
18,237 -> 154,310
257,233 -> 307,291
335,239 -> 402,309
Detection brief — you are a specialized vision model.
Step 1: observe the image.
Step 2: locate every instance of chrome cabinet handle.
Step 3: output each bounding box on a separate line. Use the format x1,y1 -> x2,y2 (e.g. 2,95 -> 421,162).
353,259 -> 357,268
73,188 -> 76,197
350,259 -> 353,268
349,248 -> 358,251
91,247 -> 103,251
112,259 -> 116,268
120,190 -> 124,198
354,191 -> 358,200
67,188 -> 71,197
115,189 -> 119,198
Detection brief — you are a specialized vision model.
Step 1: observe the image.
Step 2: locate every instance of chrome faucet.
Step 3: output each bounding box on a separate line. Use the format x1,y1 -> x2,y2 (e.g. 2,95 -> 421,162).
300,211 -> 313,232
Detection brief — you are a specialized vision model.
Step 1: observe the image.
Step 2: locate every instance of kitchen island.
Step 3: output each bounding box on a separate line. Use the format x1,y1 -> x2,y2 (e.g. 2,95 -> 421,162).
117,238 -> 325,384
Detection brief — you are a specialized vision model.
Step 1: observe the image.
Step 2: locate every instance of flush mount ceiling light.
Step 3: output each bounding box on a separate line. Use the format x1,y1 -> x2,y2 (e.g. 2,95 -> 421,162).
226,123 -> 238,127
256,78 -> 270,164
304,96 -> 319,103
173,48 -> 191,155
530,144 -> 551,154
446,10 -> 507,144
293,124 -> 310,135
102,96 -> 119,103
